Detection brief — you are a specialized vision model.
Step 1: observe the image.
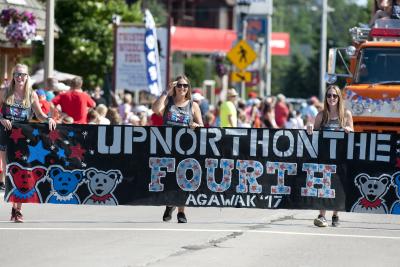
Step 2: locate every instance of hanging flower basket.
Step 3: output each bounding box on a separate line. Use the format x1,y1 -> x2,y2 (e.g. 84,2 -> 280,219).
0,8 -> 36,46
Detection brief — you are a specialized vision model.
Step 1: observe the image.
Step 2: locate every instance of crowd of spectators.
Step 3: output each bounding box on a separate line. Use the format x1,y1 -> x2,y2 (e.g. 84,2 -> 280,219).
33,76 -> 323,134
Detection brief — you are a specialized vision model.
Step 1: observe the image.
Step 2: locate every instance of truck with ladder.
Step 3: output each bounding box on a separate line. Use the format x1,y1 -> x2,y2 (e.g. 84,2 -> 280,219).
326,19 -> 400,133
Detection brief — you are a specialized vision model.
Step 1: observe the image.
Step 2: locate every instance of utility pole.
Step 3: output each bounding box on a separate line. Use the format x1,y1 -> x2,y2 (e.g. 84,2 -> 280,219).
240,18 -> 247,100
265,0 -> 273,97
44,0 -> 55,80
319,0 -> 328,101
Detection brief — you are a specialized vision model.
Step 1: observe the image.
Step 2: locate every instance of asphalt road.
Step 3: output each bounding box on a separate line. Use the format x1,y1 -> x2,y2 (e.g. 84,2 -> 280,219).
1,192 -> 399,267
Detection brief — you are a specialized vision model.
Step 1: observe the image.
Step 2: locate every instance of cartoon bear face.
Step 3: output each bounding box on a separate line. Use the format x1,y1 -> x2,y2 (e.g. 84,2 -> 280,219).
8,163 -> 46,193
355,173 -> 390,202
47,166 -> 83,196
392,171 -> 400,196
84,168 -> 122,197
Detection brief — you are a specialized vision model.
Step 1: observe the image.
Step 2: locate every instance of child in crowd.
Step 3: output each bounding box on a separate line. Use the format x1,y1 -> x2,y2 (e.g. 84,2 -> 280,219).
118,93 -> 134,124
95,104 -> 111,125
238,110 -> 251,128
36,89 -> 51,115
87,109 -> 100,124
62,115 -> 74,124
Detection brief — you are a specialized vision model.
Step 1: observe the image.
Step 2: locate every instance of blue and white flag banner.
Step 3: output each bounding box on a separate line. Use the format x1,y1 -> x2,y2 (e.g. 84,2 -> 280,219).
144,9 -> 163,96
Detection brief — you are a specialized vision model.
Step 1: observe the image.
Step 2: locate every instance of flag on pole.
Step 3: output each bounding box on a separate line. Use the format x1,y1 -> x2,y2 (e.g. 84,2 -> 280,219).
144,9 -> 163,96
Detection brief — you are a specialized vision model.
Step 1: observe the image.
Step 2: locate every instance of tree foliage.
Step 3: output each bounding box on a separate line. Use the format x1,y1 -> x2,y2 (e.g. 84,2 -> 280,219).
184,56 -> 207,87
53,0 -> 143,88
272,0 -> 369,98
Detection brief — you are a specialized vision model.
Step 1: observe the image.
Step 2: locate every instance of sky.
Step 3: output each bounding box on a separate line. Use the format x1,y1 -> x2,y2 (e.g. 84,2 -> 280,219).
355,0 -> 368,6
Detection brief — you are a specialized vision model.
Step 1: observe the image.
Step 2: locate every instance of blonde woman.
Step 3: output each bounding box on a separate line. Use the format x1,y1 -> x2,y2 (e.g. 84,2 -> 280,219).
152,74 -> 203,223
0,63 -> 56,222
307,85 -> 353,227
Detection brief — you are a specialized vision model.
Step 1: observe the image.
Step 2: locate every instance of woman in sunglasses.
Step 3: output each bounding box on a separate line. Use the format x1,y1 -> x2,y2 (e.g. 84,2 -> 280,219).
0,63 -> 56,222
152,74 -> 203,223
306,84 -> 353,227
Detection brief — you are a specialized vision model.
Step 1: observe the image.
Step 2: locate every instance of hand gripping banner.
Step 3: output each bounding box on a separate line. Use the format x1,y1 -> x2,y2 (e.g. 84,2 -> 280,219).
4,123 -> 400,215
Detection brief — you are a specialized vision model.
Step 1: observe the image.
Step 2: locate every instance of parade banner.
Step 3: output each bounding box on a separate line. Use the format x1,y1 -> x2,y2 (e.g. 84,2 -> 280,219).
4,123 -> 400,215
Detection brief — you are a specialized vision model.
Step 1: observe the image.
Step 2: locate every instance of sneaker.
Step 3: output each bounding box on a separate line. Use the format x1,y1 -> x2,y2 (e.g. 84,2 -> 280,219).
10,207 -> 16,221
14,209 -> 23,223
162,206 -> 176,222
332,215 -> 340,227
313,215 -> 328,227
177,212 -> 187,223
0,181 -> 5,191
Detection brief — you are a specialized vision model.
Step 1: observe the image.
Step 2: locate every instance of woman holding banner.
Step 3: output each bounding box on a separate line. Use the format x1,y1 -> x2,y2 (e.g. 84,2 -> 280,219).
306,84 -> 353,227
152,74 -> 203,223
0,63 -> 56,223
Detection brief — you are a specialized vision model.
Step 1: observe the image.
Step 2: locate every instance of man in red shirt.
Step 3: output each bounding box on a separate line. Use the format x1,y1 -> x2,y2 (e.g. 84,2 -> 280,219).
52,77 -> 95,124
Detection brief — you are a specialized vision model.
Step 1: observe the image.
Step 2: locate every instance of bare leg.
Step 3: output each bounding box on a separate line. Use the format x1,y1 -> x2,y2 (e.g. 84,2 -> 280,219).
319,210 -> 326,217
13,202 -> 23,223
178,206 -> 185,213
177,206 -> 187,223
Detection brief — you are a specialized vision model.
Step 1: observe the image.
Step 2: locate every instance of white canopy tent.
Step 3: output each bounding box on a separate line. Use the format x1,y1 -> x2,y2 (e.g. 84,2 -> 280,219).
30,68 -> 80,84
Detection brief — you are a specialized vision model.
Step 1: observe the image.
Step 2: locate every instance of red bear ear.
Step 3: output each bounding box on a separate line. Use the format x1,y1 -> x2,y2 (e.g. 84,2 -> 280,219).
32,167 -> 46,181
9,164 -> 21,175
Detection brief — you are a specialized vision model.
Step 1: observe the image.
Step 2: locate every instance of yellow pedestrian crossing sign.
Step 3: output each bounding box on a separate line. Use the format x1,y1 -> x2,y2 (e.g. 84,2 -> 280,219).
227,40 -> 257,70
231,71 -> 251,83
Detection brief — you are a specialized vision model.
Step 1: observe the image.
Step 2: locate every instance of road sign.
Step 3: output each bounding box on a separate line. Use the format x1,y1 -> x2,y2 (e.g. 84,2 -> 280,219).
236,0 -> 273,15
231,71 -> 252,83
227,40 -> 257,70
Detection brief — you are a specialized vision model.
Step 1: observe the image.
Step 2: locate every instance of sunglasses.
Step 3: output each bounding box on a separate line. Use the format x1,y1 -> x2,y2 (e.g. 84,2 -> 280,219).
326,93 -> 339,99
13,72 -> 28,78
176,83 -> 189,89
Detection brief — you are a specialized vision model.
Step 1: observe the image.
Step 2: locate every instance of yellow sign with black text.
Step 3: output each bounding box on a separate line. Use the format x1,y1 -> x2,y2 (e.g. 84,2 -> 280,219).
231,71 -> 252,83
227,40 -> 257,70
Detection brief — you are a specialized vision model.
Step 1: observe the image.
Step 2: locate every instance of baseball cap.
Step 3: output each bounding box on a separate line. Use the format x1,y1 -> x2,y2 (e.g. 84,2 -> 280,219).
193,88 -> 203,95
248,91 -> 258,98
36,89 -> 46,97
192,93 -> 204,102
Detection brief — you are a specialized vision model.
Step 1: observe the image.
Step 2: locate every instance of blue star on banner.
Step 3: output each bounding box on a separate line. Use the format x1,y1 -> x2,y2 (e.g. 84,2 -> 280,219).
57,148 -> 66,159
32,129 -> 39,136
27,140 -> 50,164
68,131 -> 75,137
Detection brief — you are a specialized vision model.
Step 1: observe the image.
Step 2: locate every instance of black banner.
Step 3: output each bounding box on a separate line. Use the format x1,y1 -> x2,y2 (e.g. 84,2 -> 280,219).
4,123 -> 400,215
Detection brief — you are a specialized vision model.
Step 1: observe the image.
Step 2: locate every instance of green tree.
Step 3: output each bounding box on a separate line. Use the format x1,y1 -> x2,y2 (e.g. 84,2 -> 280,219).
53,0 -> 143,88
272,0 -> 369,98
142,0 -> 168,26
184,56 -> 207,87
